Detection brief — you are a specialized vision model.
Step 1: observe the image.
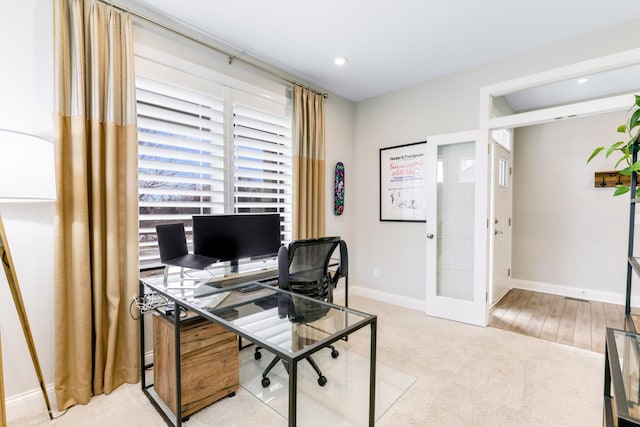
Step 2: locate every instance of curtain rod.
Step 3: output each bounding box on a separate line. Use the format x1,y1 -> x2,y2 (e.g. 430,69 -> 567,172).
98,0 -> 328,98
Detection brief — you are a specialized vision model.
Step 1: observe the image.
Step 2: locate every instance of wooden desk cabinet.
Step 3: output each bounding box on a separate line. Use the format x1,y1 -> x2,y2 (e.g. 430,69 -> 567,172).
153,314 -> 238,417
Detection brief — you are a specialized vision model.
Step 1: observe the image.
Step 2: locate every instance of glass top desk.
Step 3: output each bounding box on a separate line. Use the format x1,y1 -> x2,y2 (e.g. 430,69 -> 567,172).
139,274 -> 377,427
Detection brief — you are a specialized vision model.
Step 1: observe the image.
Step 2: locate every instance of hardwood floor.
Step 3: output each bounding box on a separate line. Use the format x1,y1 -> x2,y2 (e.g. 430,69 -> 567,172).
489,288 -> 629,353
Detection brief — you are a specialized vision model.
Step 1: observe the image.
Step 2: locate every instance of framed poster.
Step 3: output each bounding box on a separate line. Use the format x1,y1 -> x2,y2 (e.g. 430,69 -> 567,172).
379,141 -> 426,222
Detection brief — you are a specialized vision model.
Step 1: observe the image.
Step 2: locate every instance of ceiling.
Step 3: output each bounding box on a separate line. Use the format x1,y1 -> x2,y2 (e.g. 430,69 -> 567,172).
124,0 -> 640,102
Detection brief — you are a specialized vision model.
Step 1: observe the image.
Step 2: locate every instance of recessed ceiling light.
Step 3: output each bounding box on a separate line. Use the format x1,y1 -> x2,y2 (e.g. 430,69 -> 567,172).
577,78 -> 589,83
334,56 -> 348,66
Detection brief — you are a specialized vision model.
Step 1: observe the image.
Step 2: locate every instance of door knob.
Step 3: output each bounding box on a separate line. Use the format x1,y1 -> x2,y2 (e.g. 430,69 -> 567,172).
426,233 -> 434,239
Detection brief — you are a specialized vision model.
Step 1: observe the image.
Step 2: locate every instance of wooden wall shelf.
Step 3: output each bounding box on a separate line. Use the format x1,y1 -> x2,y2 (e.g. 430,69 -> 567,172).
594,170 -> 631,188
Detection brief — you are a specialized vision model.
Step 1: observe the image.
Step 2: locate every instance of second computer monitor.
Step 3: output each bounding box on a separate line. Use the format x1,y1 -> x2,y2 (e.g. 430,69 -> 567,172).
192,213 -> 282,262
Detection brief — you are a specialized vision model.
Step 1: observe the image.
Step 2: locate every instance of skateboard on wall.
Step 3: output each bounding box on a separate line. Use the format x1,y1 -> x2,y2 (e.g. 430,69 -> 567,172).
334,161 -> 345,215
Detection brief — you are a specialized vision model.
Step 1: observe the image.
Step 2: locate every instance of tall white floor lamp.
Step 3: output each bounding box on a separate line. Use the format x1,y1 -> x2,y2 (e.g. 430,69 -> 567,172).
0,129 -> 56,425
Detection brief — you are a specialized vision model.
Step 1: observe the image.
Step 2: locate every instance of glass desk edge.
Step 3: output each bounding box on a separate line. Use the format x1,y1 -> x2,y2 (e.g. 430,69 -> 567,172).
139,277 -> 377,362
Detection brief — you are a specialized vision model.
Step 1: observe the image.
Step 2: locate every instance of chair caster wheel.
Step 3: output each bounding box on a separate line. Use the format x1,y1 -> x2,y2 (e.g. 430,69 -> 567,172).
254,351 -> 262,360
331,349 -> 339,359
318,376 -> 327,386
261,377 -> 270,388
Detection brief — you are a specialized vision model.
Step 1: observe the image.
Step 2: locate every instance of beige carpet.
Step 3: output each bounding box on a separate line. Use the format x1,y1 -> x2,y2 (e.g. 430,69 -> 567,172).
11,295 -> 603,426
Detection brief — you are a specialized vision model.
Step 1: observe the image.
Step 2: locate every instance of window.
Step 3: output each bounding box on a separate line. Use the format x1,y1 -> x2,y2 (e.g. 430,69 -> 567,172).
136,75 -> 292,269
498,158 -> 509,188
491,128 -> 511,151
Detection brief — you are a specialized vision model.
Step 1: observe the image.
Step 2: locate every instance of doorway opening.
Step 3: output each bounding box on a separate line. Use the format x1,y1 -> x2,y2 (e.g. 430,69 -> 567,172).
482,49 -> 640,329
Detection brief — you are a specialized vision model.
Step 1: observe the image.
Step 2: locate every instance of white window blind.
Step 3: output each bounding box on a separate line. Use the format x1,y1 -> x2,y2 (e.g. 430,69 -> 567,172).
233,103 -> 292,240
136,76 -> 292,268
137,76 -> 226,267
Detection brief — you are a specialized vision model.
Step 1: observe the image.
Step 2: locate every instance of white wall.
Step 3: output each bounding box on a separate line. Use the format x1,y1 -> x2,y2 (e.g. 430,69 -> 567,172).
0,1 -> 53,138
352,18 -> 640,305
0,0 -> 56,421
512,112 -> 635,303
324,95 -> 355,242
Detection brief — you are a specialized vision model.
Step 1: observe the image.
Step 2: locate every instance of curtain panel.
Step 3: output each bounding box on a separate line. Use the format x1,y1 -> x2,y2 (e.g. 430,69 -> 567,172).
293,86 -> 326,239
53,0 -> 139,410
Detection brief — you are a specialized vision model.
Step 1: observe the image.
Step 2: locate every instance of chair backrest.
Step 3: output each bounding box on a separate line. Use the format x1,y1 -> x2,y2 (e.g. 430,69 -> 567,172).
156,223 -> 189,263
279,236 -> 341,302
331,240 -> 348,287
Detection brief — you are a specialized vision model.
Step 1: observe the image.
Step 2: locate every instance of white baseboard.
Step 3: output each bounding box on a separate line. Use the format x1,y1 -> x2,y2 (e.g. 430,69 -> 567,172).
6,382 -> 57,423
347,286 -> 425,312
511,278 -> 640,307
343,280 -> 638,313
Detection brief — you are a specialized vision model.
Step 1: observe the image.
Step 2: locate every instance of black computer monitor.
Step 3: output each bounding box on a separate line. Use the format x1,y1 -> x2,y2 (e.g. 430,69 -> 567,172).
192,213 -> 282,263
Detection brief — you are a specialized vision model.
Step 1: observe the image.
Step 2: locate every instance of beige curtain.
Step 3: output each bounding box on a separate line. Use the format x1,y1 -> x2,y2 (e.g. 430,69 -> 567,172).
293,86 -> 326,239
53,0 -> 139,410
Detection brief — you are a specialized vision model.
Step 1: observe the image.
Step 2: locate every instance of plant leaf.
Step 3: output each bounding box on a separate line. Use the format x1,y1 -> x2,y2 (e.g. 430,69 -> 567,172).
587,146 -> 605,163
615,154 -> 631,169
630,108 -> 640,131
614,185 -> 631,196
619,124 -> 628,133
629,161 -> 640,172
635,94 -> 640,107
606,141 -> 626,158
620,162 -> 640,176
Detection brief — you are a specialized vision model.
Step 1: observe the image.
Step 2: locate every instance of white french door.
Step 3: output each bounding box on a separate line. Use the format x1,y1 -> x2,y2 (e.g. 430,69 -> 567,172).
425,130 -> 489,326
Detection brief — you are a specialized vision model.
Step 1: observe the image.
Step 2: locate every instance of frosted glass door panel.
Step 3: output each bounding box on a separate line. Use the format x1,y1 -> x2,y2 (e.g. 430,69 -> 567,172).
436,142 -> 475,301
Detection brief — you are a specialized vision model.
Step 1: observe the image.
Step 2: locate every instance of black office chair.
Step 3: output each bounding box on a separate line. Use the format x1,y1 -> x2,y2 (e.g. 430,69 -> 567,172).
332,239 -> 349,304
156,223 -> 218,285
256,236 -> 346,388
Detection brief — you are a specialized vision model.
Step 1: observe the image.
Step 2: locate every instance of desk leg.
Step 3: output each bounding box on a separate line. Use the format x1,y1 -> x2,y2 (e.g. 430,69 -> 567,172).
369,320 -> 377,427
139,281 -> 146,389
174,305 -> 182,426
289,360 -> 297,427
345,277 -> 349,309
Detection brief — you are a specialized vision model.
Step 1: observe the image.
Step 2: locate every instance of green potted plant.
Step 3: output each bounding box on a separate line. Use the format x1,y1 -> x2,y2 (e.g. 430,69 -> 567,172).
588,94 -> 640,196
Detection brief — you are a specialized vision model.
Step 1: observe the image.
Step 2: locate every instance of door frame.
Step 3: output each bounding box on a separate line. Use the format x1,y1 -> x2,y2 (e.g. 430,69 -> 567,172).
479,49 -> 640,131
424,129 -> 489,326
